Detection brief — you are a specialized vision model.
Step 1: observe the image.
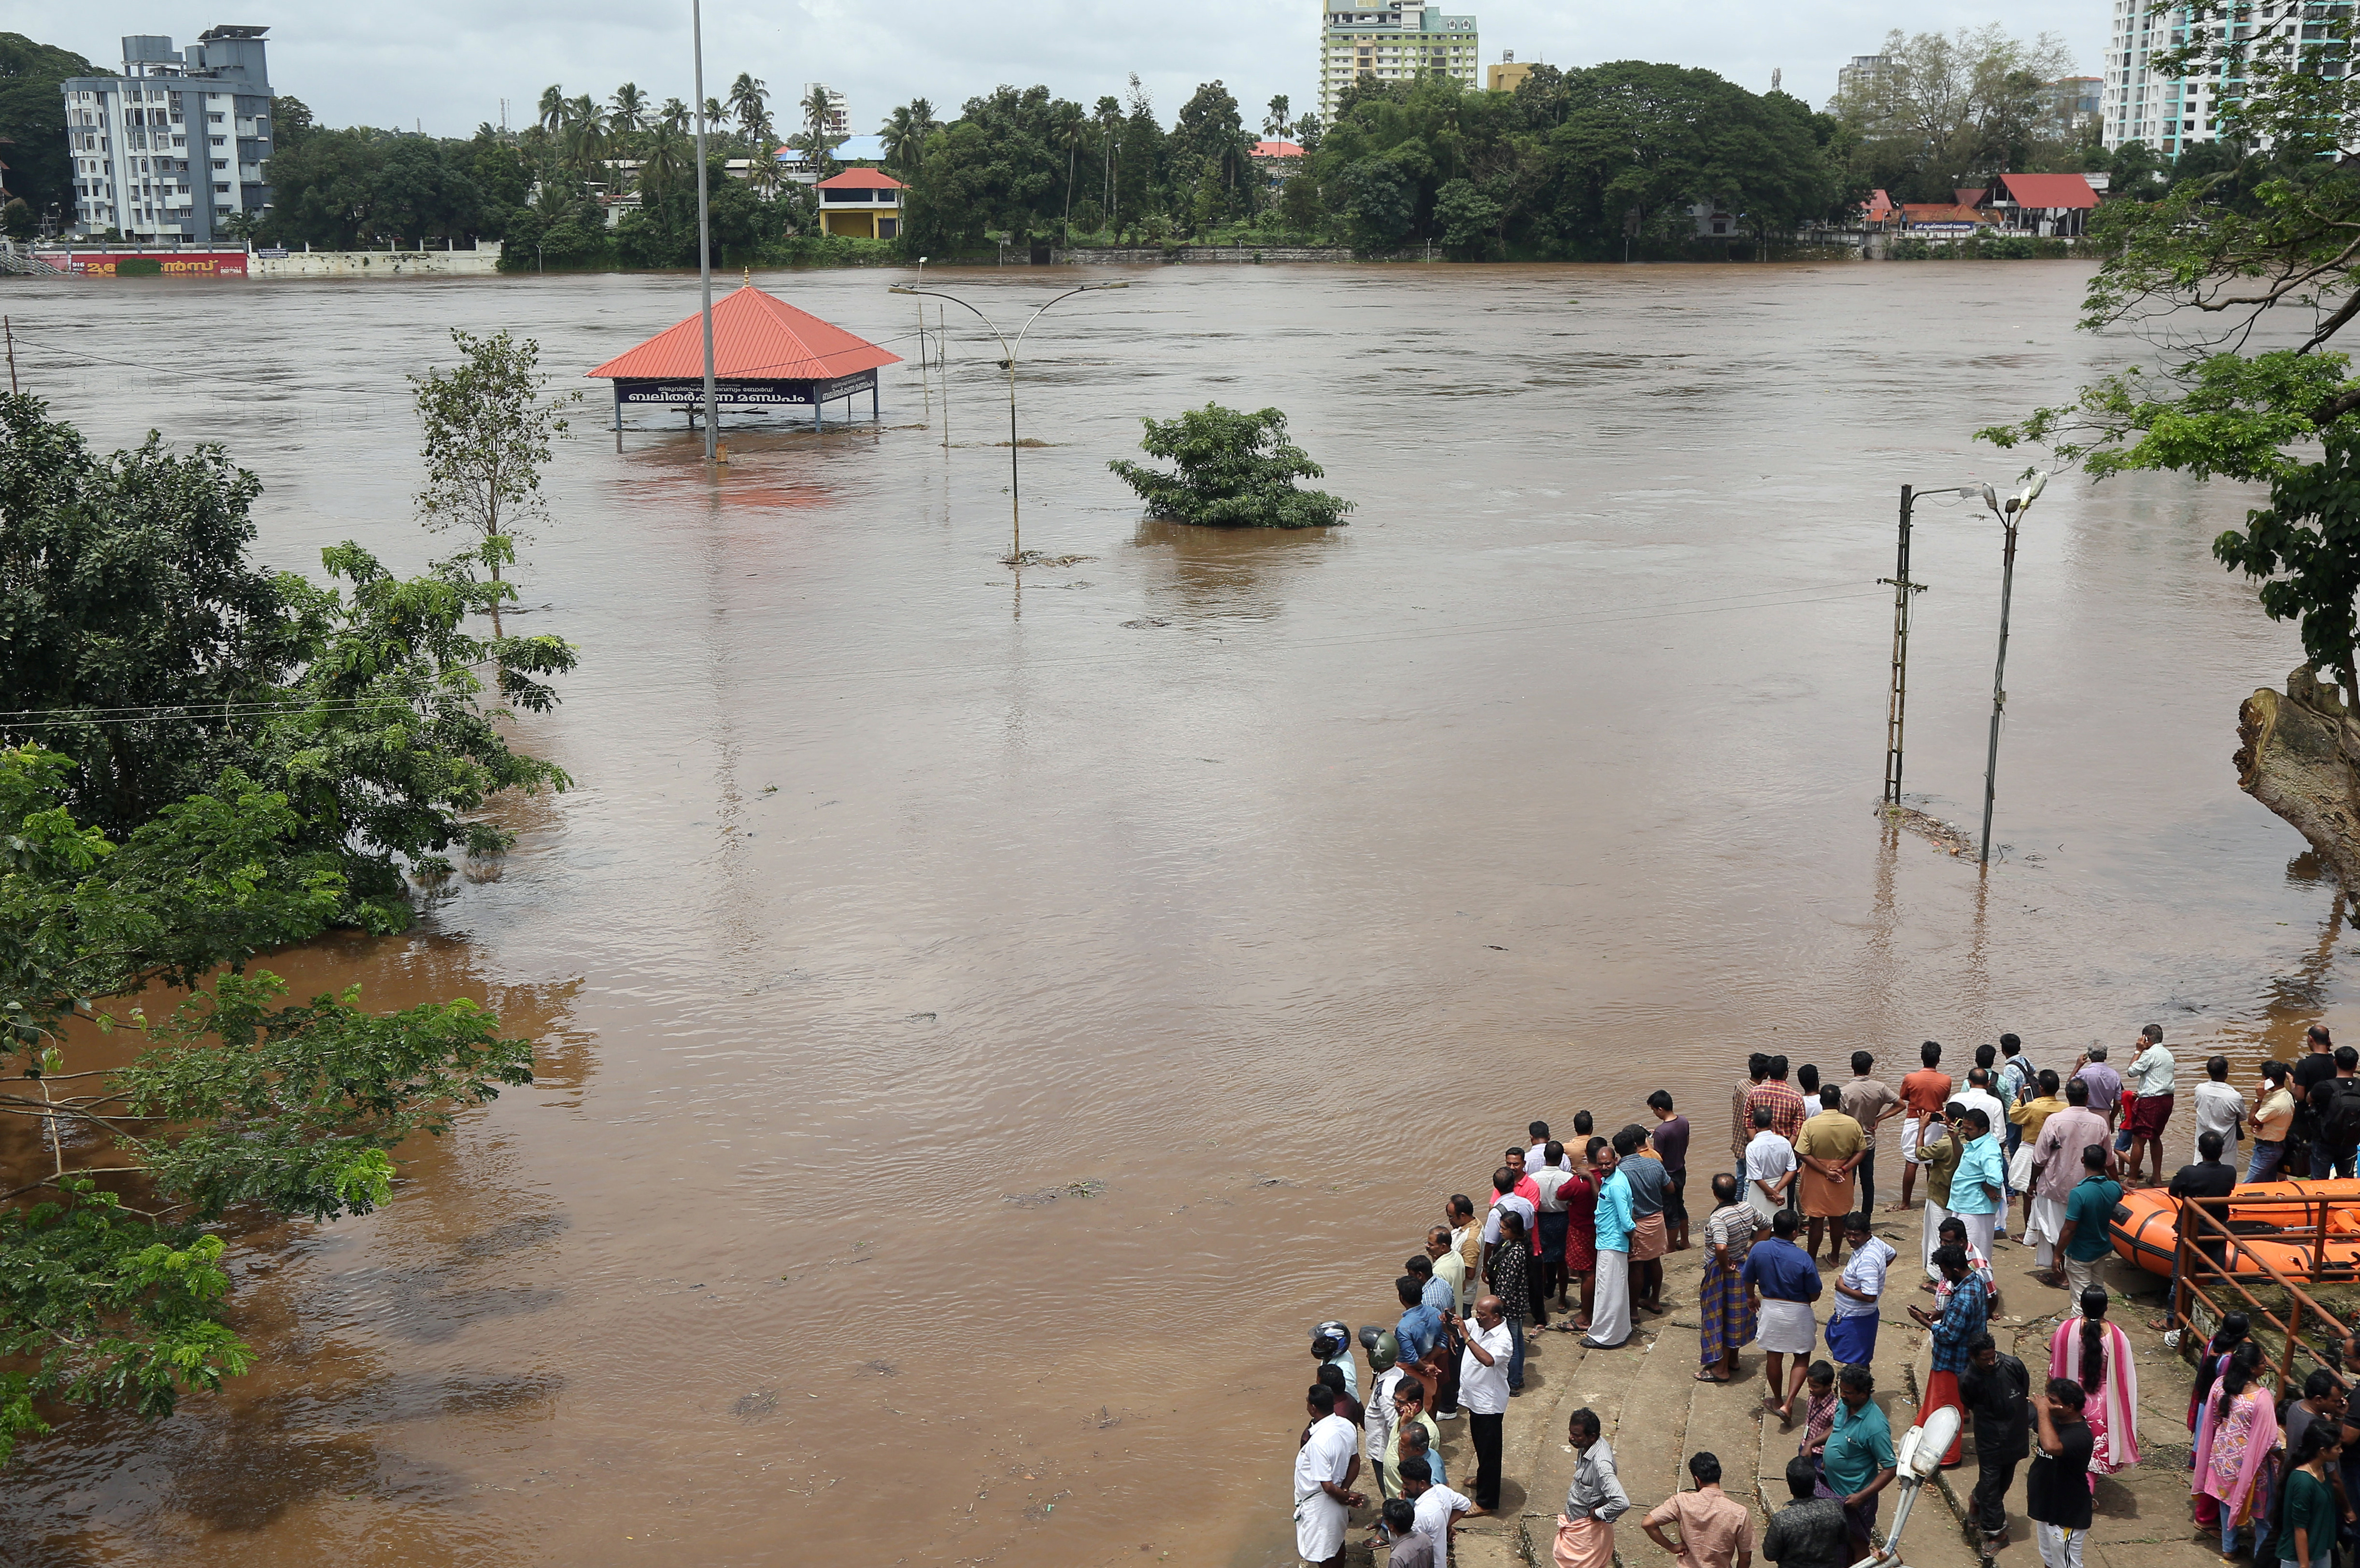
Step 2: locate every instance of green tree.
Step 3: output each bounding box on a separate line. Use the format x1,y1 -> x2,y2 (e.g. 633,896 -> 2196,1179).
1978,3 -> 2360,890
881,98 -> 938,174
729,73 -> 772,145
269,94 -> 315,150
1830,26 -> 2079,201
0,395 -> 576,923
257,127 -> 385,247
1109,404 -> 1353,529
609,82 -> 647,135
1434,177 -> 1503,257
0,742 -> 536,1467
0,33 -> 93,230
409,330 -> 580,641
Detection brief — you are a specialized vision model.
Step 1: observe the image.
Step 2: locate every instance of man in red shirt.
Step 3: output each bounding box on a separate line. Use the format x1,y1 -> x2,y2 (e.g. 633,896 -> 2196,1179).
1892,1041 -> 1953,1214
1746,1058 -> 1808,1145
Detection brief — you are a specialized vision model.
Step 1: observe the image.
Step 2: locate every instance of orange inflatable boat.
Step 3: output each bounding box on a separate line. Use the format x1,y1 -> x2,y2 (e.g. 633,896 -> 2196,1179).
2110,1179 -> 2360,1280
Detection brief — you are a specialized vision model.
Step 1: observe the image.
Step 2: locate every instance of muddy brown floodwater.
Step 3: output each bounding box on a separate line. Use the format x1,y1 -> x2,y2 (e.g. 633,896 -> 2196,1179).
3,260 -> 2348,1566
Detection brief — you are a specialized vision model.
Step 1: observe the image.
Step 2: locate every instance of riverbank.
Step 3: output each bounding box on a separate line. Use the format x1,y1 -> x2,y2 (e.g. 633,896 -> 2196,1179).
1349,1222 -> 2240,1568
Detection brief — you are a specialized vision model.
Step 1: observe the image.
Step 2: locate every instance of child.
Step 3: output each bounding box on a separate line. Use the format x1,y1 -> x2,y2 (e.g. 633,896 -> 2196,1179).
2028,1378 -> 2094,1568
1797,1361 -> 1838,1456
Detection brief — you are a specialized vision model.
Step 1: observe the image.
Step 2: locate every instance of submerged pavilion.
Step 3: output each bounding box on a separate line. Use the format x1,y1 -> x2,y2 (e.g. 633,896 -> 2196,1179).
585,283 -> 903,434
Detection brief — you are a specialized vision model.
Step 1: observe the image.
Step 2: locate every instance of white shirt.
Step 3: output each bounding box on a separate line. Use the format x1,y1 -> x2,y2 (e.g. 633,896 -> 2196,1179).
1746,1129 -> 1796,1188
1481,1192 -> 1535,1245
1294,1411 -> 1357,1502
2195,1080 -> 2246,1142
1833,1235 -> 1895,1318
1366,1365 -> 1404,1467
1531,1166 -> 1575,1213
2130,1044 -> 2177,1097
1955,1087 -> 2006,1137
1459,1319 -> 1514,1414
1414,1483 -> 1473,1568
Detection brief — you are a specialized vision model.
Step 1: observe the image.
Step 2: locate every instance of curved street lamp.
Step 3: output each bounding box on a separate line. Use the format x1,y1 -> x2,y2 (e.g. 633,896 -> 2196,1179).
888,280 -> 1129,563
1976,470 -> 2048,866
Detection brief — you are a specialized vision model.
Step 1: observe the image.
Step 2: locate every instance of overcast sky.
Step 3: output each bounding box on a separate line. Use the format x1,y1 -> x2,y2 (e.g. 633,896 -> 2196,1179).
8,2 -> 2106,137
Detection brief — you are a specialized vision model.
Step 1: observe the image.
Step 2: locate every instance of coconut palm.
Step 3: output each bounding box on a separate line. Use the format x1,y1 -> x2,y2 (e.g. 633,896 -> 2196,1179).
642,124 -> 689,198
702,97 -> 725,135
538,85 -> 567,136
610,83 -> 647,135
1263,95 -> 1291,141
659,97 -> 690,135
728,73 -> 771,143
879,99 -> 937,173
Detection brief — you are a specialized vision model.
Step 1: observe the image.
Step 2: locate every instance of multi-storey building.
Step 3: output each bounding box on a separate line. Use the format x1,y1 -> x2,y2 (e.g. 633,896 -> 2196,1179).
2103,0 -> 2353,154
802,83 -> 849,139
1834,54 -> 1899,105
1319,2 -> 1479,119
60,25 -> 273,242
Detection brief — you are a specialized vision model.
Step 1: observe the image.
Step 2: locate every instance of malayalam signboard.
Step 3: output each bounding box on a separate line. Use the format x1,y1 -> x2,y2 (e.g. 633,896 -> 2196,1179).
1906,223 -> 1984,235
37,250 -> 250,277
613,369 -> 878,408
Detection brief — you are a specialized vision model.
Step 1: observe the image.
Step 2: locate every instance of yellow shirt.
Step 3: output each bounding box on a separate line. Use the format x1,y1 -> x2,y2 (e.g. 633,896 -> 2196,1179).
2010,1094 -> 2066,1147
2255,1087 -> 2297,1144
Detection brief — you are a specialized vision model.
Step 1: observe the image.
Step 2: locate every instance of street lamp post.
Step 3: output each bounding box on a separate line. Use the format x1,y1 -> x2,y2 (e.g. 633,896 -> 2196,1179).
690,0 -> 717,464
1977,470 -> 2048,866
887,281 -> 1128,562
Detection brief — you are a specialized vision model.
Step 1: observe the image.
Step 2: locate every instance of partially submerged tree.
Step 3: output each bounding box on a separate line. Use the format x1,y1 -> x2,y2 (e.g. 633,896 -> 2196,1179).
410,327 -> 578,641
1109,404 -> 1352,529
1979,5 -> 2360,895
0,742 -> 534,1466
0,394 -> 576,928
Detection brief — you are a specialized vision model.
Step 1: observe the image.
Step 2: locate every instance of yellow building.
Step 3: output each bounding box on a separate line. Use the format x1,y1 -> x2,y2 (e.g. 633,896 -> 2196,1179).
1486,57 -> 1532,93
815,170 -> 904,240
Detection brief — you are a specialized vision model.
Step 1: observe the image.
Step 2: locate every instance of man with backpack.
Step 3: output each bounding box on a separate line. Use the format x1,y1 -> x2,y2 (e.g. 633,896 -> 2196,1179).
2308,1047 -> 2360,1182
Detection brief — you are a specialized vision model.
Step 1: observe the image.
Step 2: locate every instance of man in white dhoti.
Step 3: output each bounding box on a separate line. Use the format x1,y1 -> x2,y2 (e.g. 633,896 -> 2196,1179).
1294,1383 -> 1365,1565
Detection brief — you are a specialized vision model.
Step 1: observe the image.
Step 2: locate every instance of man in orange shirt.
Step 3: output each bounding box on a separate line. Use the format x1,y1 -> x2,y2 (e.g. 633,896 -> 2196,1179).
1891,1041 -> 1952,1214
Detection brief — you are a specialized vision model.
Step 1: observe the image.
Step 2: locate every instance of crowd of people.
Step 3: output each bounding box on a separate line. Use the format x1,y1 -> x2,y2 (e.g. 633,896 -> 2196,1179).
1293,1026 -> 2360,1568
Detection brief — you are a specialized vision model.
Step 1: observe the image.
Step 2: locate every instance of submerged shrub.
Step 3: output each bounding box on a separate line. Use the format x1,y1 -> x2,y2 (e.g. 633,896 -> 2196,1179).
1108,403 -> 1353,529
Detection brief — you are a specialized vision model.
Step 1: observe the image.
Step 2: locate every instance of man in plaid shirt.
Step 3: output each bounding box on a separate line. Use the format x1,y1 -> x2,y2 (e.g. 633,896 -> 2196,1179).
1909,1243 -> 1990,1469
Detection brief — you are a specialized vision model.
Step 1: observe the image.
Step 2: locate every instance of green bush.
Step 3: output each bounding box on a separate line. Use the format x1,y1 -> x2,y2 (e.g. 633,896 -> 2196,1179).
112,256 -> 163,276
1109,403 -> 1352,529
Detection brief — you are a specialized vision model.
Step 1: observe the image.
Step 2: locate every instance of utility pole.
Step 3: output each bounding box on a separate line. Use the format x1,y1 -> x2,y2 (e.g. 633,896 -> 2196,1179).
691,0 -> 718,464
1980,504 -> 2024,863
1881,485 -> 1924,807
4,316 -> 16,395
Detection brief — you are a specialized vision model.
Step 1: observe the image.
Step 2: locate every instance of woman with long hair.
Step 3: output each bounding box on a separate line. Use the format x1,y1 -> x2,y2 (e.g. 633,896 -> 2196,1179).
1695,1171 -> 1758,1382
1486,1207 -> 1533,1392
2047,1286 -> 2140,1474
2273,1421 -> 2341,1568
2190,1313 -> 2252,1431
2194,1347 -> 2281,1554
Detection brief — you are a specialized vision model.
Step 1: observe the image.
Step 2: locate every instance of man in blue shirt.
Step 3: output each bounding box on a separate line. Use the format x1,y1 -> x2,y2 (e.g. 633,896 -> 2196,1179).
1819,1363 -> 1897,1561
1395,1274 -> 1442,1367
1945,1108 -> 2007,1264
1584,1144 -> 1636,1351
1739,1208 -> 1823,1425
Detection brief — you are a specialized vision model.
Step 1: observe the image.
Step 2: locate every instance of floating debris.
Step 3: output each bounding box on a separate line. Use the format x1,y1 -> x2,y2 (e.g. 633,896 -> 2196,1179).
1003,1179 -> 1107,1207
1122,618 -> 1170,629
1874,802 -> 1976,856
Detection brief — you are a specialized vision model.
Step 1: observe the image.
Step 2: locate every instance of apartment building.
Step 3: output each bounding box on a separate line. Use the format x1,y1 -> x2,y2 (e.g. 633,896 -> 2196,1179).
2103,0 -> 2353,154
802,83 -> 849,139
1319,2 -> 1480,119
61,25 -> 274,242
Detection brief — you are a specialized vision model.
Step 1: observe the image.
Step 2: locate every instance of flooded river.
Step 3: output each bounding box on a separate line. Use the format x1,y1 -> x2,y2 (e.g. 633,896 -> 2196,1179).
2,260 -> 2339,1565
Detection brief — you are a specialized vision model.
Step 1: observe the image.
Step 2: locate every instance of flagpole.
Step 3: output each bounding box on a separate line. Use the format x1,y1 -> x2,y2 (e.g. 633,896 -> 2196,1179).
691,0 -> 717,463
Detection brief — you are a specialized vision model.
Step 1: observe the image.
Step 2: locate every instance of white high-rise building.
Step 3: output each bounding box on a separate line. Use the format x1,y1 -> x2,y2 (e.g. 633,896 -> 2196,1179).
61,25 -> 274,242
2102,0 -> 2353,154
802,83 -> 849,139
1319,2 -> 1480,120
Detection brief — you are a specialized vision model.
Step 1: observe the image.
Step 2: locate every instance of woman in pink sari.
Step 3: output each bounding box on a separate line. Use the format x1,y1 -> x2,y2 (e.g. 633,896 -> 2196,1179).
2193,1355 -> 2280,1556
2048,1287 -> 2140,1475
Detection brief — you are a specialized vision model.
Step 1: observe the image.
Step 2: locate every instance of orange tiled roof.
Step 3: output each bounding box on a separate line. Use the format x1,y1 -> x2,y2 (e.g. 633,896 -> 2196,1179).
584,284 -> 903,381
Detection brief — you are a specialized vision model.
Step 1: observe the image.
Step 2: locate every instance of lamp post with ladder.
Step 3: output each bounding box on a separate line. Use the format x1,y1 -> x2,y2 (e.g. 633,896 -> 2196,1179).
1879,475 -> 2049,864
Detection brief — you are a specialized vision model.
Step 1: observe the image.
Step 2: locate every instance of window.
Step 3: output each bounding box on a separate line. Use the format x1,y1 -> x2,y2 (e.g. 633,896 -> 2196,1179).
213,159 -> 227,170
211,137 -> 225,146
215,183 -> 230,193
207,112 -> 223,123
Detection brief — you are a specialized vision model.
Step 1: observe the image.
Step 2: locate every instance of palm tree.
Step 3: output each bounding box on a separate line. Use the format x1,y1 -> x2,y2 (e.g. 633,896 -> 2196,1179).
610,83 -> 647,135
642,124 -> 689,198
728,73 -> 771,143
1263,95 -> 1291,140
796,84 -> 844,171
880,98 -> 937,173
659,97 -> 690,135
1052,102 -> 1089,233
538,85 -> 567,136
